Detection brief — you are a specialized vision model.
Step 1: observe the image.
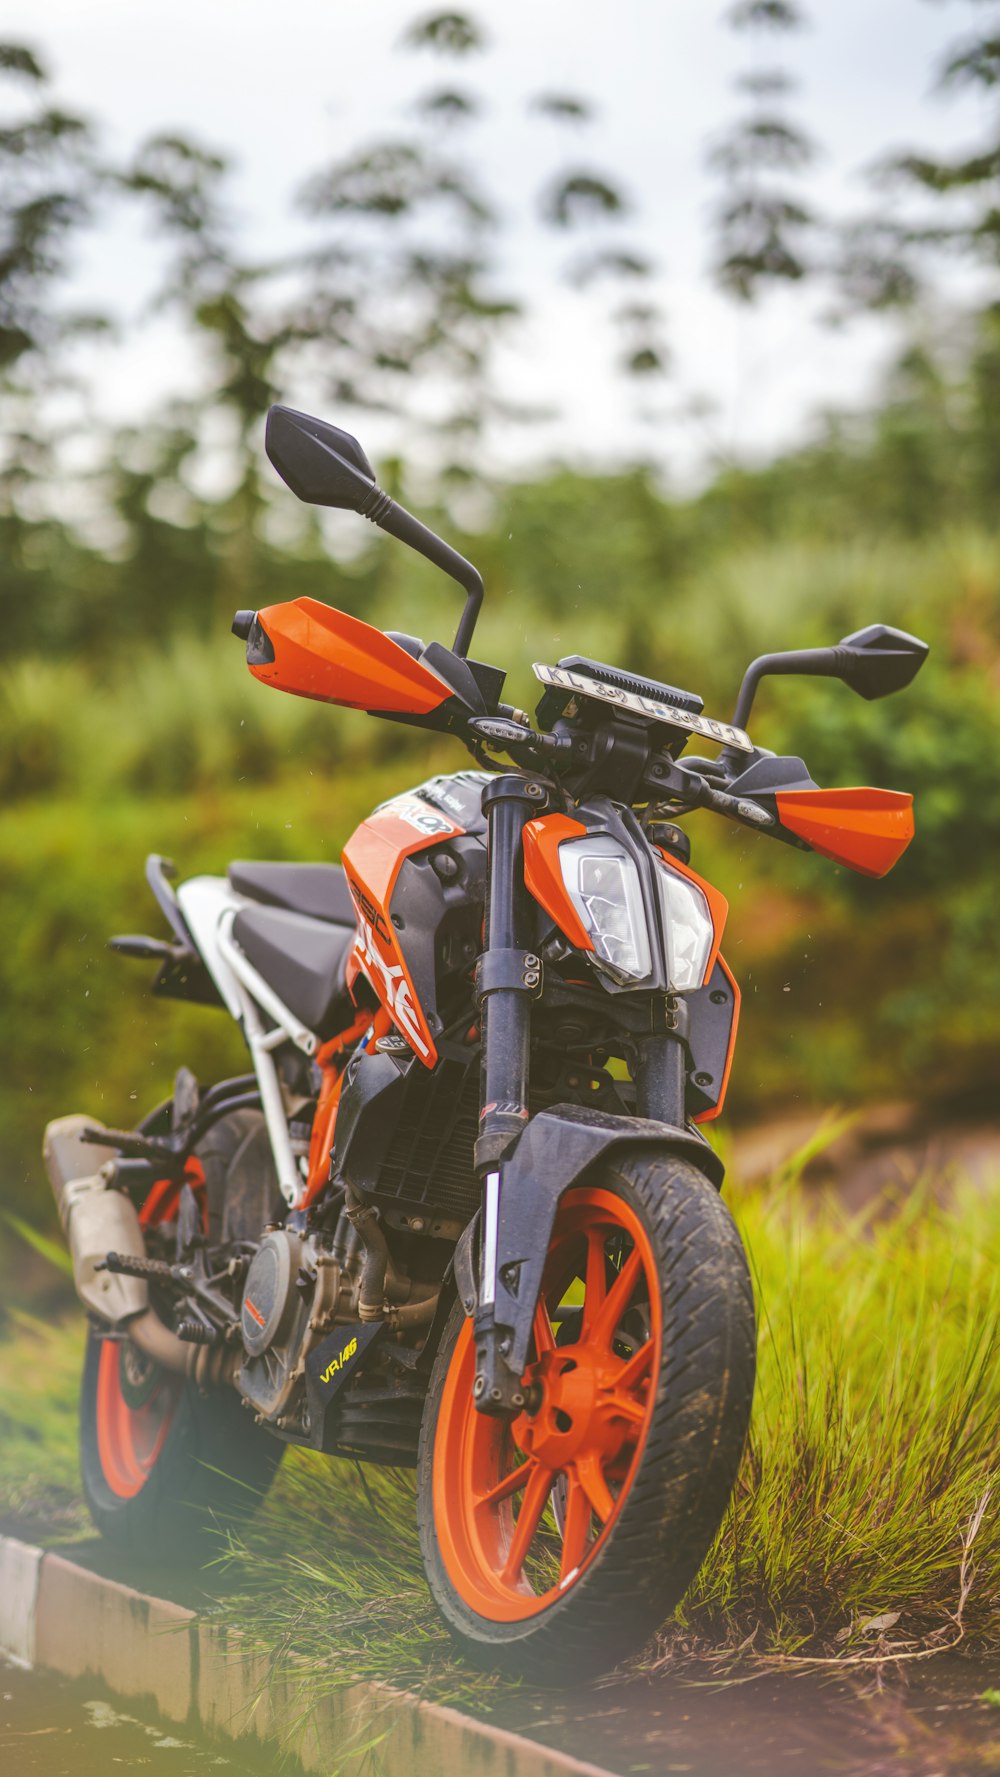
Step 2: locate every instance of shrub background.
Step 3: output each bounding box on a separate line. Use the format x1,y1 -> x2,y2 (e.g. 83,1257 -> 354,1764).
5,350 -> 1000,1238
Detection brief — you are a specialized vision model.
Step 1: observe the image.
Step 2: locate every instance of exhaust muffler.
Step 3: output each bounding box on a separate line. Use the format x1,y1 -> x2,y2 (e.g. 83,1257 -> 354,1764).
43,1114 -> 149,1324
42,1114 -> 212,1380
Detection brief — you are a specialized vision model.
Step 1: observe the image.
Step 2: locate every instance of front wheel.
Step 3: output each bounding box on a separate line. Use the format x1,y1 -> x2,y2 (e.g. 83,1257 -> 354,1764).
416,1152 -> 755,1682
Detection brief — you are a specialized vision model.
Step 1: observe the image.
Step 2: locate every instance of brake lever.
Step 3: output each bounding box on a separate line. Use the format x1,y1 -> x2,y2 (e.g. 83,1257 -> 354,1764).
645,755 -> 776,832
698,781 -> 776,830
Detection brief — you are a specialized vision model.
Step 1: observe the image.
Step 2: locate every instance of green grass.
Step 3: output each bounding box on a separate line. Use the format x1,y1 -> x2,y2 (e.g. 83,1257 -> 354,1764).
2,1163 -> 996,1697
4,1165 -> 996,1677
0,1309 -> 88,1538
198,1168 -> 1000,1702
677,1172 -> 1000,1662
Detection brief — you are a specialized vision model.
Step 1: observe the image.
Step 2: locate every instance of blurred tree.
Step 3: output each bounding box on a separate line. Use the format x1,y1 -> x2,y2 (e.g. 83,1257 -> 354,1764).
837,2 -> 1000,311
0,43 -> 106,380
9,4 -> 1000,659
293,6 -> 666,456
117,132 -> 307,619
72,4 -> 667,577
0,43 -> 112,650
707,1 -> 818,300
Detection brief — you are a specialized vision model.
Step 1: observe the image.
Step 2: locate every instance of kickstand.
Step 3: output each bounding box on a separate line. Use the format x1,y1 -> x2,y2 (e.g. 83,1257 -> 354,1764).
353,1459 -> 382,1520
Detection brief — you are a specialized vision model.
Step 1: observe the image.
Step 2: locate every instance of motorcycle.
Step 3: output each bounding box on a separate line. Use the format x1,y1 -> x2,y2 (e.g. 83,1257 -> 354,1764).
43,405 -> 928,1681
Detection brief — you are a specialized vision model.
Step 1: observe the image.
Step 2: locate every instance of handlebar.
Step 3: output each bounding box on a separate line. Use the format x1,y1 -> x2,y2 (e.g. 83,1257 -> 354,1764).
465,714 -> 777,833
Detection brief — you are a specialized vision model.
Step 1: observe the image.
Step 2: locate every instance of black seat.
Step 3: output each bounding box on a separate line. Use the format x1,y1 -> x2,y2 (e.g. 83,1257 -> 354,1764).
228,860 -> 356,926
232,904 -> 356,1036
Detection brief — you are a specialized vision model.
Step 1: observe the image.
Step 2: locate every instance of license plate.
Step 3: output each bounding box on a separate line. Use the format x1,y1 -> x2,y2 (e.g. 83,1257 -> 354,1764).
533,663 -> 754,753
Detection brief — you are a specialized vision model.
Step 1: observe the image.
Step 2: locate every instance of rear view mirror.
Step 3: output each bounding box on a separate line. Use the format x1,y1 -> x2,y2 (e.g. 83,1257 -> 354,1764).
265,406 -> 378,512
263,402 -> 485,658
833,625 -> 929,701
732,622 -> 929,735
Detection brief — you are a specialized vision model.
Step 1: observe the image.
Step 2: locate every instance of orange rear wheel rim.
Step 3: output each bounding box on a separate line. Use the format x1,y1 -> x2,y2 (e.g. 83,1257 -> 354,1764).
95,1340 -> 179,1499
432,1184 -> 661,1622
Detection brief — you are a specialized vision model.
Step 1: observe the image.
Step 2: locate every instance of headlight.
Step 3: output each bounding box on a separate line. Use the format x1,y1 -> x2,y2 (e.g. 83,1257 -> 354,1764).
557,836 -> 652,984
656,861 -> 714,991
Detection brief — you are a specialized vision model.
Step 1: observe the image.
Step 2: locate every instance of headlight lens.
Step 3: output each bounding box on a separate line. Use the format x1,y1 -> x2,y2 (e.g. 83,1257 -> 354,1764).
558,836 -> 652,984
656,862 -> 714,990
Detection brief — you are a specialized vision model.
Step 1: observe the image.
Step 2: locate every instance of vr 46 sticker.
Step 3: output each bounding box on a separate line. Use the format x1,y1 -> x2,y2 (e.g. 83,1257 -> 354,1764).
305,1321 -> 385,1422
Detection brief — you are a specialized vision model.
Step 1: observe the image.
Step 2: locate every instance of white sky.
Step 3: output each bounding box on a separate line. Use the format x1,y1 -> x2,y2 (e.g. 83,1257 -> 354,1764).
4,0 -> 985,484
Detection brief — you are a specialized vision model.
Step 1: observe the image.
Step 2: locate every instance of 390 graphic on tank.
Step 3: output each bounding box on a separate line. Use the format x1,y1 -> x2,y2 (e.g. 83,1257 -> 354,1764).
43,402 -> 927,1680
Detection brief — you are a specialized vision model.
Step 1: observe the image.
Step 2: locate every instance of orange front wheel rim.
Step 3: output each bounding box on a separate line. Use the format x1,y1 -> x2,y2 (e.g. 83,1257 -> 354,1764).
432,1185 -> 661,1622
95,1340 -> 180,1499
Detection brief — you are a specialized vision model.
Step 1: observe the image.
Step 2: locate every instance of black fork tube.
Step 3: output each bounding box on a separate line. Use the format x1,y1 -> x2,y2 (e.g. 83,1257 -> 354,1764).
474,775 -> 548,1174
635,1031 -> 687,1125
634,989 -> 690,1125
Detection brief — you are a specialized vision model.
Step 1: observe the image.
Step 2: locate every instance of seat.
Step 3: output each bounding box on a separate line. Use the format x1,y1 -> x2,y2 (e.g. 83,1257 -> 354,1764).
228,859 -> 356,926
232,903 -> 356,1036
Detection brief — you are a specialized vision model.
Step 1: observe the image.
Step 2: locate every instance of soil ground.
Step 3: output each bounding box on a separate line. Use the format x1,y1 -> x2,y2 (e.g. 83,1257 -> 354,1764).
0,1656 -> 281,1776
733,1101 -> 1000,1211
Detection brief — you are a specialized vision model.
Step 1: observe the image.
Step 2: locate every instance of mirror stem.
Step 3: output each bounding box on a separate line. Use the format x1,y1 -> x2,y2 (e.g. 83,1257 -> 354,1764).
360,489 -> 484,658
731,647 -> 841,733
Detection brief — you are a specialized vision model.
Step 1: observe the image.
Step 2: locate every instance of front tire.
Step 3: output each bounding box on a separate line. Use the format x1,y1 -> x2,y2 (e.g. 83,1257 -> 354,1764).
417,1152 -> 755,1682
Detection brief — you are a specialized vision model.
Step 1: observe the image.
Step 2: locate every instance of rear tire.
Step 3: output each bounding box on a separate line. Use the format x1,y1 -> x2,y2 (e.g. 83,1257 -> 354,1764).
417,1152 -> 755,1682
79,1333 -> 281,1558
79,1108 -> 282,1559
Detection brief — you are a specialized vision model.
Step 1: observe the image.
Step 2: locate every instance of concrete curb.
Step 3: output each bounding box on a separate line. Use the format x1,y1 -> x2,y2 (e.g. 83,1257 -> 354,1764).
0,1534 -> 611,1777
0,1535 -> 42,1665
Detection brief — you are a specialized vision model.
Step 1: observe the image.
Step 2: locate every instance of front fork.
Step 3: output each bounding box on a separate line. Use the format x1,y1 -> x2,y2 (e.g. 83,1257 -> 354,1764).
471,775 -> 692,1414
472,774 -> 547,1414
474,774 -> 548,1173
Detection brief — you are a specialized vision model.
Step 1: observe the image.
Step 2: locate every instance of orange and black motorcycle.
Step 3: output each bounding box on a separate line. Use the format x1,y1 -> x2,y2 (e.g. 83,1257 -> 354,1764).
44,406 -> 927,1680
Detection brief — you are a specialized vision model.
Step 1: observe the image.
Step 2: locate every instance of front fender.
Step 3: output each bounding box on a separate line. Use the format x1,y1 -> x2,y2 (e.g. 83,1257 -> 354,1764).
465,1103 -> 723,1412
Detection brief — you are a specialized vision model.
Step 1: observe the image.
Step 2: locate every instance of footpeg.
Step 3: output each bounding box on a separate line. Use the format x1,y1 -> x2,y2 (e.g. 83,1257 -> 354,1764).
99,1251 -> 179,1282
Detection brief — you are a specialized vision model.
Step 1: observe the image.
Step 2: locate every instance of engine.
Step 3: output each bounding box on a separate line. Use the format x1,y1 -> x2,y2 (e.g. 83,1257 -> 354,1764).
238,1227 -> 344,1429
235,1214 -> 437,1465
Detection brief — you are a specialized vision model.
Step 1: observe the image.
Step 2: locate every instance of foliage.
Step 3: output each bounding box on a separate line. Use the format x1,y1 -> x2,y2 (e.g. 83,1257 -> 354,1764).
0,14 -> 664,532
5,328 -> 1000,1208
837,1 -> 1000,311
0,1310 -> 88,1538
0,42 -> 102,380
679,1172 -> 1000,1654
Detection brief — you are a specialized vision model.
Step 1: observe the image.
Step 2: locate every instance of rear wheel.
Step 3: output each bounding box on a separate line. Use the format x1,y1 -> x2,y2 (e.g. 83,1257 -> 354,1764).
80,1332 -> 281,1557
79,1108 -> 282,1558
417,1152 -> 755,1681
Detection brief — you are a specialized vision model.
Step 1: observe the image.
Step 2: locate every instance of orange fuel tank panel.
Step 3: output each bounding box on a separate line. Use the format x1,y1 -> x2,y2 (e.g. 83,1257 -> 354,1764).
342,793 -> 466,1067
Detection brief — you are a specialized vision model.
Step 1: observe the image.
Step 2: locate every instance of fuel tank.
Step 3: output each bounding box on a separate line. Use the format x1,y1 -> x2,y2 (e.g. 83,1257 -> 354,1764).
341,771 -> 489,1066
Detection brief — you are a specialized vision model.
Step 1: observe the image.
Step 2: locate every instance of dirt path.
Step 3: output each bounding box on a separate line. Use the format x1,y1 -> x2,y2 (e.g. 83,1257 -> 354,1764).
732,1101 -> 1000,1211
492,1653 -> 1000,1777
